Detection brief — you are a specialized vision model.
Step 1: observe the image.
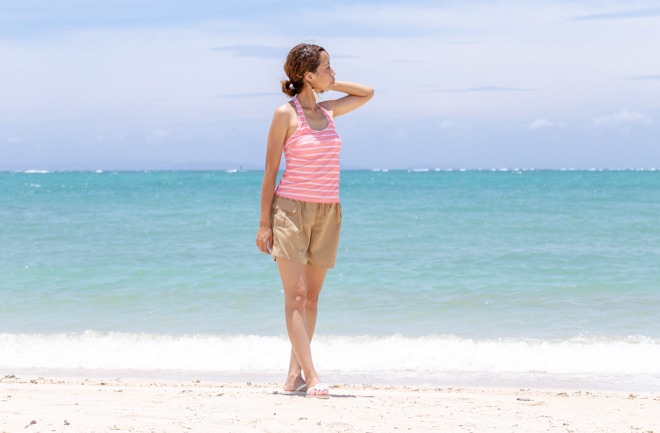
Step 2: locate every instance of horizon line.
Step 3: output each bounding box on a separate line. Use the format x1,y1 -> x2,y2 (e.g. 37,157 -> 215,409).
3,168 -> 659,173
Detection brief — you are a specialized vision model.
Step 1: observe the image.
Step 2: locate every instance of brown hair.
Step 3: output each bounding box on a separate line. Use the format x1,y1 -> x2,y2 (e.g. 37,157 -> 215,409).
281,43 -> 326,97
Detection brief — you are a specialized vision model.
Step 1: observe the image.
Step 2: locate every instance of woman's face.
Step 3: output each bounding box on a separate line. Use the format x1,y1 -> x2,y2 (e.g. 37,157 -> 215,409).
307,51 -> 335,92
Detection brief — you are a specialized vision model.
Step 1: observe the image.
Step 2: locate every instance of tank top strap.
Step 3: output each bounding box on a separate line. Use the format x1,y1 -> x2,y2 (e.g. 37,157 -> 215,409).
291,96 -> 304,117
317,104 -> 335,127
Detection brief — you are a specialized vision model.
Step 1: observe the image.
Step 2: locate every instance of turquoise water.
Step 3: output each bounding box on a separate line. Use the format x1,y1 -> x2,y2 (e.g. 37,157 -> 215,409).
1,170 -> 659,386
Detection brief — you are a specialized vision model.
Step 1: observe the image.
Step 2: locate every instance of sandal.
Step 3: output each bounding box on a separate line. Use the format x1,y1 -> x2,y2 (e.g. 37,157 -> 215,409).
306,383 -> 329,399
283,383 -> 307,395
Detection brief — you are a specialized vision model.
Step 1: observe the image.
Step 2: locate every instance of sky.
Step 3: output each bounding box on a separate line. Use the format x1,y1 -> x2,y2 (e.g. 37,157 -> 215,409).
1,0 -> 659,170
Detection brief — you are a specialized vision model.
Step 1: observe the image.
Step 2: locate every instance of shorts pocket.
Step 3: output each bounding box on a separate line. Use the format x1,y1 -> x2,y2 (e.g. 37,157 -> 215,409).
273,198 -> 301,231
274,209 -> 287,227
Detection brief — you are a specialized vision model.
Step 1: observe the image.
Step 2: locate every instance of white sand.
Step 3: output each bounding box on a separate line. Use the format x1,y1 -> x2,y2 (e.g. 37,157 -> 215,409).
1,374 -> 658,432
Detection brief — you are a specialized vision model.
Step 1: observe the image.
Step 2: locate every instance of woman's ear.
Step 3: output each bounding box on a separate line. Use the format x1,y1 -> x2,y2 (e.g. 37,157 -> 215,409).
304,71 -> 314,86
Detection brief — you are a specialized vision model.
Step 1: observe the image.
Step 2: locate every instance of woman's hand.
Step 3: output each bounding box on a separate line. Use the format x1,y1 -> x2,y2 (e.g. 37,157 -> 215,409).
330,81 -> 373,97
256,224 -> 273,255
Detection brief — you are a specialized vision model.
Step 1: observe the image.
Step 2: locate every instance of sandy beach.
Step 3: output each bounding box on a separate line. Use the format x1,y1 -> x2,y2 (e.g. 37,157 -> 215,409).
1,374 -> 658,433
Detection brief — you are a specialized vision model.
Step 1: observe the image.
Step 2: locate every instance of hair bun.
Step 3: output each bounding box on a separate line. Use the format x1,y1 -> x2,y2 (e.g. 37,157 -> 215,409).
281,78 -> 298,97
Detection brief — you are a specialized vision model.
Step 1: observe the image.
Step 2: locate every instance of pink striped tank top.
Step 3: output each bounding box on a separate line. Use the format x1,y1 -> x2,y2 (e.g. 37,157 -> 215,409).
274,95 -> 341,203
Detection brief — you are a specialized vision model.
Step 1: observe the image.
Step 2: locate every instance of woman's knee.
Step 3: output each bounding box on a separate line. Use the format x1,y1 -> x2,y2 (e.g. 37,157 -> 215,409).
305,295 -> 319,309
285,286 -> 307,309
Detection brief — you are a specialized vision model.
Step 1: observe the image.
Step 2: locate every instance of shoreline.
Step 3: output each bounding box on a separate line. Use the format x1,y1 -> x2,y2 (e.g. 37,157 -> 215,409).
3,368 -> 660,393
1,374 -> 658,432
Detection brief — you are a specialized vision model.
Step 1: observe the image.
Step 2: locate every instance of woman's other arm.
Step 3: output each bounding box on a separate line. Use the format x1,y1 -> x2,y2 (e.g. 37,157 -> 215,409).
256,105 -> 292,255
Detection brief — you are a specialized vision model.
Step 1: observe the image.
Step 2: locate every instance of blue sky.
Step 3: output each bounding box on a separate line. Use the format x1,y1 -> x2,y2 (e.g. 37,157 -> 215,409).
1,0 -> 659,170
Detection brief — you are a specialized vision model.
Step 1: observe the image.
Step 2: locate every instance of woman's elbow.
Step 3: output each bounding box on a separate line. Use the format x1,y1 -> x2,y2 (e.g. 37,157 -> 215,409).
264,163 -> 280,179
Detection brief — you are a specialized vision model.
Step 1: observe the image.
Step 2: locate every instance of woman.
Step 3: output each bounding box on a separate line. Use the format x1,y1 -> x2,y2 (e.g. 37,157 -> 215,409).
255,43 -> 374,398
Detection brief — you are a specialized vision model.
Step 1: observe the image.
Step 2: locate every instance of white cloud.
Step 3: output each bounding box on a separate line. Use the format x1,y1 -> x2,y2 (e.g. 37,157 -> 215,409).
528,118 -> 568,130
6,137 -> 22,143
438,120 -> 471,134
592,110 -> 653,128
529,118 -> 554,130
152,129 -> 172,138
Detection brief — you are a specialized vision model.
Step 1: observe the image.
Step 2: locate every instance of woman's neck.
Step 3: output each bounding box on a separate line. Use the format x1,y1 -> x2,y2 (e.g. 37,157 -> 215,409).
296,87 -> 320,111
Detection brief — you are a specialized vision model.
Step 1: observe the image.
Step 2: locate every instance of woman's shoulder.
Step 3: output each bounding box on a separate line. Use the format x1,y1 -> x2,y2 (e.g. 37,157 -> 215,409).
273,100 -> 300,140
274,100 -> 297,118
272,100 -> 298,123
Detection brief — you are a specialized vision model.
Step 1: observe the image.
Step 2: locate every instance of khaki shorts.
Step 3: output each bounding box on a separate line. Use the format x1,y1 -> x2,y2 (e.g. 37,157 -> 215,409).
270,195 -> 342,269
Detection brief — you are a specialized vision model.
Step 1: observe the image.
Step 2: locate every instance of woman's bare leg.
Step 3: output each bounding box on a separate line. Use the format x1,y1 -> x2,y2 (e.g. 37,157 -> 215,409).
276,257 -> 324,390
284,264 -> 327,390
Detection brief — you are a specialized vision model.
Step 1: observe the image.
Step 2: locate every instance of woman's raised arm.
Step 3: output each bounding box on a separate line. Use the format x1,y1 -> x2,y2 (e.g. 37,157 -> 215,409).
322,81 -> 374,118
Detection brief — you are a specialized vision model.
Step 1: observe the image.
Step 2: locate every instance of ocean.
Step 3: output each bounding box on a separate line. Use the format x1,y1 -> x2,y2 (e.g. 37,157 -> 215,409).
1,169 -> 659,390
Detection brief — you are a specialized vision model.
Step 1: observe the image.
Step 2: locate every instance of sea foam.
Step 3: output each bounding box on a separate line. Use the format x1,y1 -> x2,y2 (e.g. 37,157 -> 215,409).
1,332 -> 658,376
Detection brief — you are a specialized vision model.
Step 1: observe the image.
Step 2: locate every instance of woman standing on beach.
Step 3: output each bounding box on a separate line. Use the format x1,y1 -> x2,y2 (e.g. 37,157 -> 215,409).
256,43 -> 374,397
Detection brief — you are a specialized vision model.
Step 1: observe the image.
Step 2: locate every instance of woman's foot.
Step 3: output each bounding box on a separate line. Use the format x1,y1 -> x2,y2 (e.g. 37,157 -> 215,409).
305,377 -> 329,397
283,374 -> 306,393
306,382 -> 329,398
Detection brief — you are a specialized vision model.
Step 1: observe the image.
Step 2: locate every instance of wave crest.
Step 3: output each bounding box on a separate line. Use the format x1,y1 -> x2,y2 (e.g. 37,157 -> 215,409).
1,332 -> 659,376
